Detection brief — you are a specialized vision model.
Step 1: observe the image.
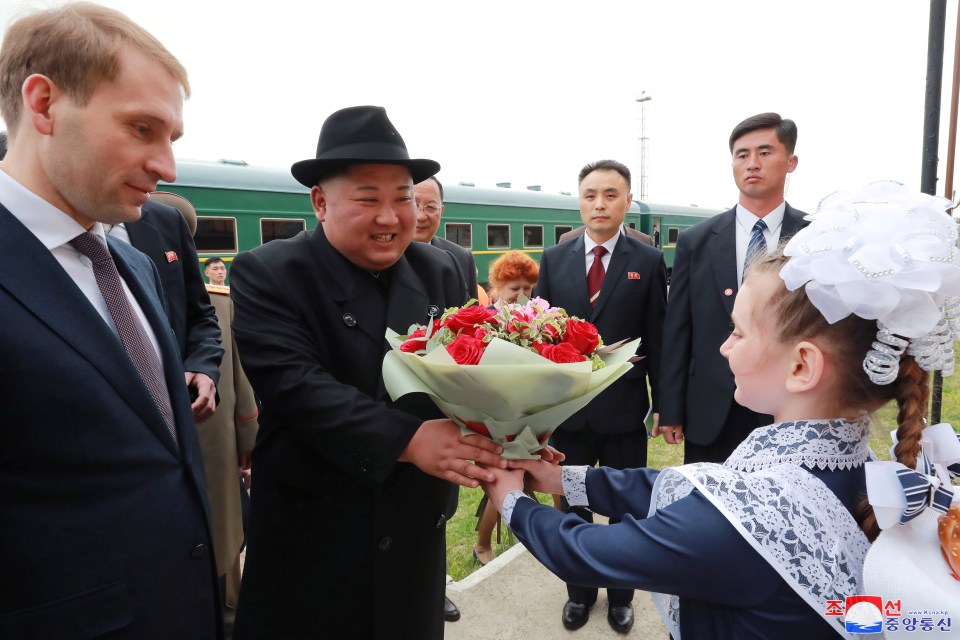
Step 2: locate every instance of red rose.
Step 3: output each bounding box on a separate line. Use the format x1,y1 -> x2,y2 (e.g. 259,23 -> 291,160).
533,341 -> 587,364
399,320 -> 441,353
446,334 -> 486,365
562,318 -> 601,355
399,337 -> 427,353
545,342 -> 588,364
444,305 -> 497,334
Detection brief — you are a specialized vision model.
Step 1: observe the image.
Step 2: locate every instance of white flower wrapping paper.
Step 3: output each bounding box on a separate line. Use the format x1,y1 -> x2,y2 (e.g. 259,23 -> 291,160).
382,329 -> 641,458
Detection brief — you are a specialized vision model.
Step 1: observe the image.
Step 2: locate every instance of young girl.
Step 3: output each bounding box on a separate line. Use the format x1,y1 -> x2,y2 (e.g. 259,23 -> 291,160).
480,182 -> 960,638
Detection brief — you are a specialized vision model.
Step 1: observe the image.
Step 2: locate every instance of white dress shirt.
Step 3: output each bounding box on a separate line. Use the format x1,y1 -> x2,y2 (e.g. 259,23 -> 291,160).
582,227 -> 622,275
735,202 -> 786,285
0,168 -> 164,361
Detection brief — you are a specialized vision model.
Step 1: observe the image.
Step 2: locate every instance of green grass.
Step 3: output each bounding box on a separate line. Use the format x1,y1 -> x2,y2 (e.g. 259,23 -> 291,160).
446,372 -> 960,581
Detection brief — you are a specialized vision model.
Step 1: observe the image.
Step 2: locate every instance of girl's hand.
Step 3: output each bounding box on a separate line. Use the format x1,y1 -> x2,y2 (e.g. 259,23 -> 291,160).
507,457 -> 564,495
477,463 -> 526,514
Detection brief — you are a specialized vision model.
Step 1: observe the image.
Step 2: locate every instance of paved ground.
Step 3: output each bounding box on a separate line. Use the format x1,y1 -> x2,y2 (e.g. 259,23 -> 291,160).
444,543 -> 667,640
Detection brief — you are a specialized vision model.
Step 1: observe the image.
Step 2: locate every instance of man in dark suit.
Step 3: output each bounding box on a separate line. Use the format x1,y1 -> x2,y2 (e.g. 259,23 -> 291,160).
414,175 -> 479,297
558,221 -> 655,246
658,113 -> 807,464
110,192 -> 223,421
230,106 -> 505,640
412,174 -> 476,623
535,159 -> 667,634
0,5 -> 220,638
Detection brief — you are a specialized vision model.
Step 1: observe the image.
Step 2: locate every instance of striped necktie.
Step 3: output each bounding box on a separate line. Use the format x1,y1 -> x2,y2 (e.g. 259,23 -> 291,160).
743,219 -> 768,282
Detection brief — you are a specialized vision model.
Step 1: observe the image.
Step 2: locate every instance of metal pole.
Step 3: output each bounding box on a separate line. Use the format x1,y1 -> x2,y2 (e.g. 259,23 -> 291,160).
635,92 -> 652,200
922,0 -> 948,422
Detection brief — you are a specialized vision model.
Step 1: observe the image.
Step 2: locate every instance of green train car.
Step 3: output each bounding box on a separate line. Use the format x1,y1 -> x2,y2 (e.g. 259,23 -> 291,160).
161,160 -> 722,283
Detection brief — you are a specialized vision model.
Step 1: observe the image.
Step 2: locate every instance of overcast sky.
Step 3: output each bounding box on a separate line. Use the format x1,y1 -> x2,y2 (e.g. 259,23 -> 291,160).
2,0 -> 959,212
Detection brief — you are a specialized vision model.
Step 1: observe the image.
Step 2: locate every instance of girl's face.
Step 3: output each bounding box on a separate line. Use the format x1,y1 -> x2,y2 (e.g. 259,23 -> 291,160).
498,278 -> 534,304
719,271 -> 793,417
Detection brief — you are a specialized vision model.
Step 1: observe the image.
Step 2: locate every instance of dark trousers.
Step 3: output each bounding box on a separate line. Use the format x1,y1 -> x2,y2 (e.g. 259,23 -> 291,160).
683,401 -> 770,464
551,426 -> 647,608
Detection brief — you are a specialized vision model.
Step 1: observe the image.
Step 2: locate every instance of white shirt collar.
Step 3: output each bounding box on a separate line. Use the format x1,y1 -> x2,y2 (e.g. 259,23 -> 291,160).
583,226 -> 622,255
736,201 -> 786,234
0,166 -> 105,249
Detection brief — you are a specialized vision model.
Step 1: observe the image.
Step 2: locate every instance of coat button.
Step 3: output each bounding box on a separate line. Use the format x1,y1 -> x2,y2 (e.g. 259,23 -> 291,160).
343,313 -> 357,327
378,536 -> 392,551
359,458 -> 371,473
191,543 -> 207,558
427,305 -> 440,317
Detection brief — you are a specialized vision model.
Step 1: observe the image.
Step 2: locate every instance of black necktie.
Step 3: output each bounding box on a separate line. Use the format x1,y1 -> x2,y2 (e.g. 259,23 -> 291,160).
70,232 -> 178,444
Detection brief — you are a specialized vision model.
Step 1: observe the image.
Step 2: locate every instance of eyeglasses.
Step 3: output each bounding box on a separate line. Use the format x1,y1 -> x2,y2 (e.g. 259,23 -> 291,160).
417,202 -> 442,215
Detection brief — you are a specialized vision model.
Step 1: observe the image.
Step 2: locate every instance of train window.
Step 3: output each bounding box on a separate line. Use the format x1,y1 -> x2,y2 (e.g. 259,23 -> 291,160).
261,218 -> 306,244
668,227 -> 680,244
523,225 -> 544,248
555,226 -> 573,243
194,217 -> 238,253
487,224 -> 510,249
446,223 -> 472,249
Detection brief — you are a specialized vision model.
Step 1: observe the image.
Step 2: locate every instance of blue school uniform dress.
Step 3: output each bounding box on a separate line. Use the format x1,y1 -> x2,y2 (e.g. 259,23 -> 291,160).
504,418 -> 872,639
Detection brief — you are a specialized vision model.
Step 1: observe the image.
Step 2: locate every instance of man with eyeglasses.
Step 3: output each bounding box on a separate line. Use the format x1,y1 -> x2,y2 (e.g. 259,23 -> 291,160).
414,177 -> 478,300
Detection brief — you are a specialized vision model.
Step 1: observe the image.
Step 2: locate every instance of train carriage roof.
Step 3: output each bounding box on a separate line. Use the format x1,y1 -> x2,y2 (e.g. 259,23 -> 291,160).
163,160 -> 310,195
163,160 -> 721,219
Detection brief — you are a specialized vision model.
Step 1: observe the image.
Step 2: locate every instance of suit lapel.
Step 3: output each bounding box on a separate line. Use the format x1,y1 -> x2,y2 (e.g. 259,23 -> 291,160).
110,239 -> 185,456
0,207 -> 180,455
386,257 -> 432,339
709,208 -> 738,316
591,234 -> 629,322
782,203 -> 806,236
562,236 -> 591,318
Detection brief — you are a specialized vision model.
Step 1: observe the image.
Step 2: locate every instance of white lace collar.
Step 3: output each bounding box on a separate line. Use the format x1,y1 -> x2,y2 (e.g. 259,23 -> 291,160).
725,417 -> 872,472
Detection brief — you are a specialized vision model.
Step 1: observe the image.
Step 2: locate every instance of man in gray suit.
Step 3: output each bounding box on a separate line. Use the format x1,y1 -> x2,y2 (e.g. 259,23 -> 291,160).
658,112 -> 807,464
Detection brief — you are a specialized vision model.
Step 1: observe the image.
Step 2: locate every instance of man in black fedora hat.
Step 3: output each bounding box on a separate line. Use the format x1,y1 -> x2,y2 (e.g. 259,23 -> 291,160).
230,105 -> 506,640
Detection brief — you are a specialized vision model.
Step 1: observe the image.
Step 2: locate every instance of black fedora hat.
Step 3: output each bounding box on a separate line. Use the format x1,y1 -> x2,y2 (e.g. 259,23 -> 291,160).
291,106 -> 440,188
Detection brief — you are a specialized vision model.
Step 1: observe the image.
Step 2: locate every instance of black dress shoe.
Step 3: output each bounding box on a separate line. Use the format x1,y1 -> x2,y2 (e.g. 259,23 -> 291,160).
607,604 -> 634,634
443,596 -> 460,622
561,600 -> 591,631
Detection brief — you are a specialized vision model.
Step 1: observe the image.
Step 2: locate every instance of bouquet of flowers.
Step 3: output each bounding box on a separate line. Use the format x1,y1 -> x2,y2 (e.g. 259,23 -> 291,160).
382,297 -> 641,458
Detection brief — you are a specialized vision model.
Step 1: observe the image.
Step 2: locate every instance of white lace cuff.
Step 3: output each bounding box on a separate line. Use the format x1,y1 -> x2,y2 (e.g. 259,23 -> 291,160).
562,465 -> 590,507
503,490 -> 533,526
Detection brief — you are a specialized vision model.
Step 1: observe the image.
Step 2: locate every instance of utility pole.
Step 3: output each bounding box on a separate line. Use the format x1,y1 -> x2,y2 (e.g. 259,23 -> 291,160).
635,91 -> 652,201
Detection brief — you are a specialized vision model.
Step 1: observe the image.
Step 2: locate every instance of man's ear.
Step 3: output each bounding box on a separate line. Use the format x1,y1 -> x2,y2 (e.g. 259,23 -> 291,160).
311,185 -> 327,222
21,74 -> 59,136
785,340 -> 824,393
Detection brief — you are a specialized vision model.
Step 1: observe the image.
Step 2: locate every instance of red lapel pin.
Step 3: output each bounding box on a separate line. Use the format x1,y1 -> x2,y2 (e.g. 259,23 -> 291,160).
724,288 -> 733,296
627,272 -> 640,280
165,251 -> 178,263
